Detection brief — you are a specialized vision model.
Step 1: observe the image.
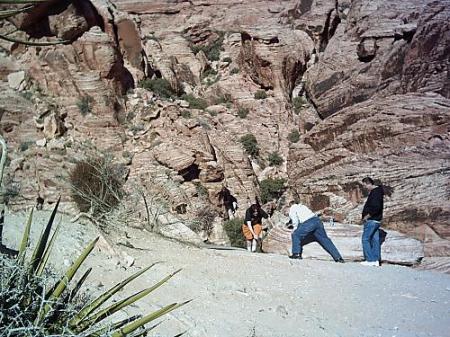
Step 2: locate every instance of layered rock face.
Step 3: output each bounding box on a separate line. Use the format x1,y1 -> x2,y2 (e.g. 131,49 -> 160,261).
0,0 -> 449,267
286,0 -> 450,257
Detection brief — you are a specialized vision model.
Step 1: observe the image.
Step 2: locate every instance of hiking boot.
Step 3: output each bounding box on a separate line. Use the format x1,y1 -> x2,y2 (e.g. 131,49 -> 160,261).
335,258 -> 345,263
289,254 -> 302,259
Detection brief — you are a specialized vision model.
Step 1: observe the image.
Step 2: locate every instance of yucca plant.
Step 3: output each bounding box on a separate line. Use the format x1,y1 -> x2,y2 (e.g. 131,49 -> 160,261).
0,198 -> 189,336
0,0 -> 69,46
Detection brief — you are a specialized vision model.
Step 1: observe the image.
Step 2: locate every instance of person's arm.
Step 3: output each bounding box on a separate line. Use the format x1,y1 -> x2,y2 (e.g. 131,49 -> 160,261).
288,207 -> 299,228
361,189 -> 383,223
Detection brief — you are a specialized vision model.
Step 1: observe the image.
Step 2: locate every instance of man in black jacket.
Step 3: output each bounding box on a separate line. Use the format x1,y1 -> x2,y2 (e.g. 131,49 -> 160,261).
360,177 -> 384,267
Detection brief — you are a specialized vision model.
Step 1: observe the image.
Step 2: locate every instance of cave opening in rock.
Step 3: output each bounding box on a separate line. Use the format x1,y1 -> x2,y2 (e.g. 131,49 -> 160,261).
179,163 -> 200,182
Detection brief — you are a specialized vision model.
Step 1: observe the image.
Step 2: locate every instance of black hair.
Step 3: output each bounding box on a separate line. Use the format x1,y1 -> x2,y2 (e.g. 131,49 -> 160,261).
362,177 -> 374,185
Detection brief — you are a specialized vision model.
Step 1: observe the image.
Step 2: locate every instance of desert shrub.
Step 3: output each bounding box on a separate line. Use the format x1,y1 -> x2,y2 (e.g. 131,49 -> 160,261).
20,90 -> 33,100
69,156 -> 124,214
181,110 -> 192,118
223,217 -> 245,248
207,109 -> 218,117
237,107 -> 249,119
260,178 -> 286,204
77,96 -> 93,116
205,75 -> 221,87
213,93 -> 232,105
0,202 -> 188,336
267,151 -> 283,166
191,206 -> 217,237
230,67 -> 240,75
201,68 -> 218,79
19,140 -> 34,152
181,94 -> 208,110
190,32 -> 224,61
195,182 -> 208,197
240,133 -> 259,157
139,78 -> 176,99
292,96 -> 306,114
254,90 -> 267,100
222,56 -> 232,63
288,129 -> 300,143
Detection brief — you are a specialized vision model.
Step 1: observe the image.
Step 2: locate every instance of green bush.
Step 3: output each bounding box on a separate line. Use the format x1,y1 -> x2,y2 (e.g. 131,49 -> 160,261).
237,107 -> 249,119
205,75 -> 221,87
292,96 -> 306,114
181,94 -> 208,110
190,32 -> 224,61
260,178 -> 286,204
139,78 -> 176,99
267,152 -> 284,166
207,109 -> 218,117
201,68 -> 218,79
288,129 -> 300,143
181,110 -> 192,118
69,156 -> 124,214
240,133 -> 259,156
223,217 -> 245,248
77,96 -> 93,116
214,93 -> 232,105
230,67 -> 240,75
254,90 -> 267,100
222,57 -> 232,63
19,140 -> 34,152
0,201 -> 188,337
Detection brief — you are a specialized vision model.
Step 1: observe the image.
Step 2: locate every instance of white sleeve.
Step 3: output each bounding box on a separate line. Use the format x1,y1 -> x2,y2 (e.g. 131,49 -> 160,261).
289,207 -> 299,227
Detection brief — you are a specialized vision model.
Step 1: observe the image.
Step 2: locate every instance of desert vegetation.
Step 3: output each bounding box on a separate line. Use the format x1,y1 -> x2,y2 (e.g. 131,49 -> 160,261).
240,134 -> 260,157
259,178 -> 286,204
223,217 -> 245,248
0,200 -> 188,336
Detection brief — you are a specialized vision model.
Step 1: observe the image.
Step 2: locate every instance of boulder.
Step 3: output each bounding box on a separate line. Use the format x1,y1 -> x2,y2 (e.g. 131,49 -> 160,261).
7,71 -> 26,90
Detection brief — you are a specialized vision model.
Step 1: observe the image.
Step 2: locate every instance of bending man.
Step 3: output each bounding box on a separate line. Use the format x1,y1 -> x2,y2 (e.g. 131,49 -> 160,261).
289,200 -> 344,263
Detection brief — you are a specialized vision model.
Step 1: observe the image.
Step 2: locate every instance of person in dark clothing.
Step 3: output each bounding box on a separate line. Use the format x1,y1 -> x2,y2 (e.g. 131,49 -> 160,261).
243,203 -> 268,252
360,177 -> 384,267
218,186 -> 238,220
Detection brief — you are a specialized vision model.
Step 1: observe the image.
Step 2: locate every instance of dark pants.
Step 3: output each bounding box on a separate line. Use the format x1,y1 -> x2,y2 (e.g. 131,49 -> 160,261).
291,216 -> 343,261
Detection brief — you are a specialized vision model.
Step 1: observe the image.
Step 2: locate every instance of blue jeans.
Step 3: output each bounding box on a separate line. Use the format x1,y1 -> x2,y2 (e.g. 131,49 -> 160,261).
291,216 -> 343,261
362,220 -> 381,262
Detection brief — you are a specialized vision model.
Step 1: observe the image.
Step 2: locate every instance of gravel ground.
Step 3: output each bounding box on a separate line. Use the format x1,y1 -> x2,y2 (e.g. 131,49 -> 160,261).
2,209 -> 450,337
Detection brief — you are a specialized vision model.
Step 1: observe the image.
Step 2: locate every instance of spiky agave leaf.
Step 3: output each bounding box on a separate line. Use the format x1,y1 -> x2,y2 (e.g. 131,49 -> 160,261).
35,236 -> 99,323
35,224 -> 60,276
75,269 -> 182,332
30,197 -> 60,273
125,322 -> 163,337
85,315 -> 143,337
110,301 -> 191,337
18,208 -> 33,265
67,267 -> 92,303
69,263 -> 158,328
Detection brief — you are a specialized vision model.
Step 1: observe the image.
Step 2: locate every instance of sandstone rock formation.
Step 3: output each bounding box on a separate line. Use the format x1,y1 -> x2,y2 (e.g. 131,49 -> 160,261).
0,0 -> 449,269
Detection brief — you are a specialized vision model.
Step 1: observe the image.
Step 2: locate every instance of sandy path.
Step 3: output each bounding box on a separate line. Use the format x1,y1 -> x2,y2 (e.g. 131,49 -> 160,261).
3,210 -> 450,337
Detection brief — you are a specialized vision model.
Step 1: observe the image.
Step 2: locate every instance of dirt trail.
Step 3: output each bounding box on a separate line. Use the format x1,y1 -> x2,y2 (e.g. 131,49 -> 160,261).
3,210 -> 450,337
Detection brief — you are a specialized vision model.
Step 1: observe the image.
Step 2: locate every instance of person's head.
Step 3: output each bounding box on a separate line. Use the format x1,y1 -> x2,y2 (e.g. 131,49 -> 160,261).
362,177 -> 376,190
